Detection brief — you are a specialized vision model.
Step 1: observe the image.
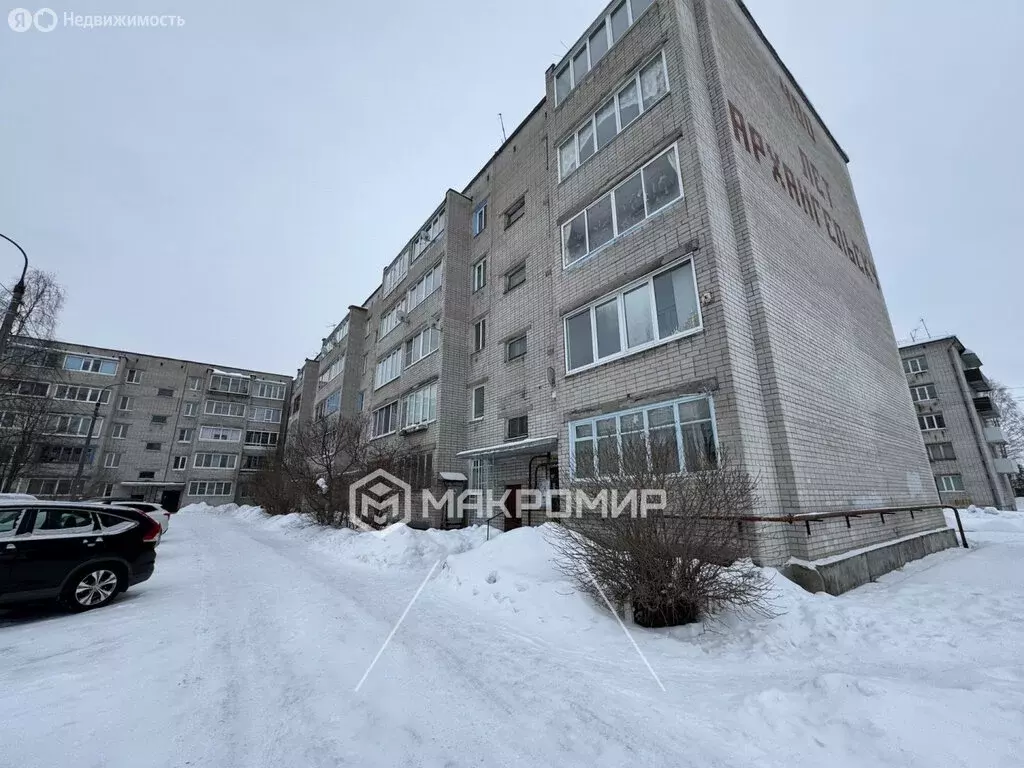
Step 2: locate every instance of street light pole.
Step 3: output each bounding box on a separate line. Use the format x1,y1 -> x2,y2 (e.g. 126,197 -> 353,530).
72,384 -> 116,500
0,233 -> 29,361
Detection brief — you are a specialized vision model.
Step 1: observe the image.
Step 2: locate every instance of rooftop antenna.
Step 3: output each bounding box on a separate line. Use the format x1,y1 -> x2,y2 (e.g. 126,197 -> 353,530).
498,113 -> 507,143
918,317 -> 932,340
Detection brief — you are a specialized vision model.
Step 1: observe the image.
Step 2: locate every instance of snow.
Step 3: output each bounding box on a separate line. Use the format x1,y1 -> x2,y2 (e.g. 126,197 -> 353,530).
944,504 -> 1024,534
2,503 -> 1023,767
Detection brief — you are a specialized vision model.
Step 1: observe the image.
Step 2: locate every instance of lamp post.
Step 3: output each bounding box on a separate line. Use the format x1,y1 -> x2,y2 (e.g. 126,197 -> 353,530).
0,233 -> 29,361
72,384 -> 117,500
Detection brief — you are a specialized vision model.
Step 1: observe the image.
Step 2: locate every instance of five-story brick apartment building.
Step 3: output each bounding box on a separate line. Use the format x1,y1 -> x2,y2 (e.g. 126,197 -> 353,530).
289,0 -> 957,591
900,336 -> 1016,509
2,339 -> 290,509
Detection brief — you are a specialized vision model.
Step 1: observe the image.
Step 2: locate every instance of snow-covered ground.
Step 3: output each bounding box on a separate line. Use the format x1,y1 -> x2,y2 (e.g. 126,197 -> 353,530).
2,504 -> 1023,767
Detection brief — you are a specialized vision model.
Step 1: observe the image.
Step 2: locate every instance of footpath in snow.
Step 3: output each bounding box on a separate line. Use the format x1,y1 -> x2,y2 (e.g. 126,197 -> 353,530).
1,502 -> 1022,767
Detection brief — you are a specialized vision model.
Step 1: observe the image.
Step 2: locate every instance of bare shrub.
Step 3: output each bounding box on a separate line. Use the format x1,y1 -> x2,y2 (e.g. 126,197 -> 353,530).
248,455 -> 301,516
551,431 -> 771,628
283,415 -> 411,527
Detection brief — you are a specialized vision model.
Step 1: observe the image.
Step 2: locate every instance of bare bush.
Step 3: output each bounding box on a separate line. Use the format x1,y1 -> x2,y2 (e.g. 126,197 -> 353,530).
248,455 -> 302,516
551,432 -> 771,627
283,415 -> 411,527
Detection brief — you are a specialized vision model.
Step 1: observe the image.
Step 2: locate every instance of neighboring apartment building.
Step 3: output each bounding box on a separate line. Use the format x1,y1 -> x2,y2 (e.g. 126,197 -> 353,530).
2,339 -> 290,510
900,336 -> 1016,509
290,0 -> 955,590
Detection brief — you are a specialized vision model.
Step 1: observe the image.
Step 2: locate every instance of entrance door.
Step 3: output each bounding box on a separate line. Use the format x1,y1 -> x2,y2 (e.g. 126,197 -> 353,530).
160,489 -> 182,512
503,485 -> 522,531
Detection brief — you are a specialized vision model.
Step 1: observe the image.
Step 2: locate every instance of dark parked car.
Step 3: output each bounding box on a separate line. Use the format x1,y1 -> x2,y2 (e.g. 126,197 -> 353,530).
0,501 -> 160,612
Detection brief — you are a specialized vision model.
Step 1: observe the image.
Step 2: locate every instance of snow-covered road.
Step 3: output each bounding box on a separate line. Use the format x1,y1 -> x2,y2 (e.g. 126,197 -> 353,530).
2,509 -> 1023,767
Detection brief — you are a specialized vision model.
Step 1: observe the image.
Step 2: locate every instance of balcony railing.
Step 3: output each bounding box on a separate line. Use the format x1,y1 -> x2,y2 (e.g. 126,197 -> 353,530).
984,425 -> 1006,443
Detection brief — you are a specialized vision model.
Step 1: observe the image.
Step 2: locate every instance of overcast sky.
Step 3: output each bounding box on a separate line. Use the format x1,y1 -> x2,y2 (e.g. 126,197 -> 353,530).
2,0 -> 1021,387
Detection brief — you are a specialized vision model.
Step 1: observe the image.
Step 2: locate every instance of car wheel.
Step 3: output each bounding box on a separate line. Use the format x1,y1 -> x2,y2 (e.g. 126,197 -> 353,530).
61,567 -> 124,612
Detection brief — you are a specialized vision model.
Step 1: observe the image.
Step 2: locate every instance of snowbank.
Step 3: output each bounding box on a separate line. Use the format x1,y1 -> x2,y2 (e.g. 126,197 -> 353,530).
437,524 -> 607,628
944,505 -> 1024,534
178,502 -> 491,570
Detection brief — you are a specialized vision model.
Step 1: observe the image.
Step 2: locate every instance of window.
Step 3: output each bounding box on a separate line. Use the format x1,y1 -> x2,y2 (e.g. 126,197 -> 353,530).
189,376 -> 202,390
503,196 -> 526,229
910,384 -> 937,402
375,348 -> 403,389
314,392 -> 340,421
318,358 -> 344,387
383,250 -> 409,297
48,414 -> 103,437
107,451 -> 123,468
918,413 -> 946,431
372,401 -> 399,438
472,257 -> 487,291
64,354 -> 118,375
205,400 -> 246,418
565,259 -> 700,373
471,385 -> 485,420
8,380 -> 50,397
562,144 -> 682,266
470,458 -> 492,491
242,455 -> 267,471
23,478 -> 73,498
178,428 -> 194,442
249,406 -> 282,423
189,481 -> 234,497
183,401 -> 197,416
506,334 -> 527,361
145,442 -> 162,451
51,385 -> 110,403
245,430 -> 279,447
126,368 -> 142,383
199,426 -> 243,442
157,388 -> 174,398
505,263 -> 526,292
405,326 -> 440,368
553,0 -> 657,105
151,415 -> 168,425
39,445 -> 93,464
473,200 -> 488,236
194,453 -> 238,469
403,451 -> 434,489
291,394 -> 301,415
401,382 -> 438,428
209,374 -> 250,395
927,443 -> 956,461
138,471 -> 156,480
903,356 -> 928,374
252,381 -> 286,400
118,396 -> 134,412
32,508 -> 93,534
407,261 -> 443,311
0,508 -> 24,537
507,415 -> 529,440
570,395 -> 716,479
558,51 -> 669,179
173,456 -> 188,470
112,423 -> 129,439
473,318 -> 487,353
379,300 -> 405,338
937,474 -> 965,493
356,391 -> 364,412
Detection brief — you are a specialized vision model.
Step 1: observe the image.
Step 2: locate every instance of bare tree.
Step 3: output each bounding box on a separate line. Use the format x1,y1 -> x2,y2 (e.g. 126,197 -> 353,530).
283,415 -> 412,526
550,433 -> 771,628
990,381 -> 1024,462
0,270 -> 67,492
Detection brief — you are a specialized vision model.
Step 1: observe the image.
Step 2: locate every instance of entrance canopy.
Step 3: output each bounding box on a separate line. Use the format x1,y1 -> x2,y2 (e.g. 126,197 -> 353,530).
456,435 -> 558,460
118,481 -> 186,487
